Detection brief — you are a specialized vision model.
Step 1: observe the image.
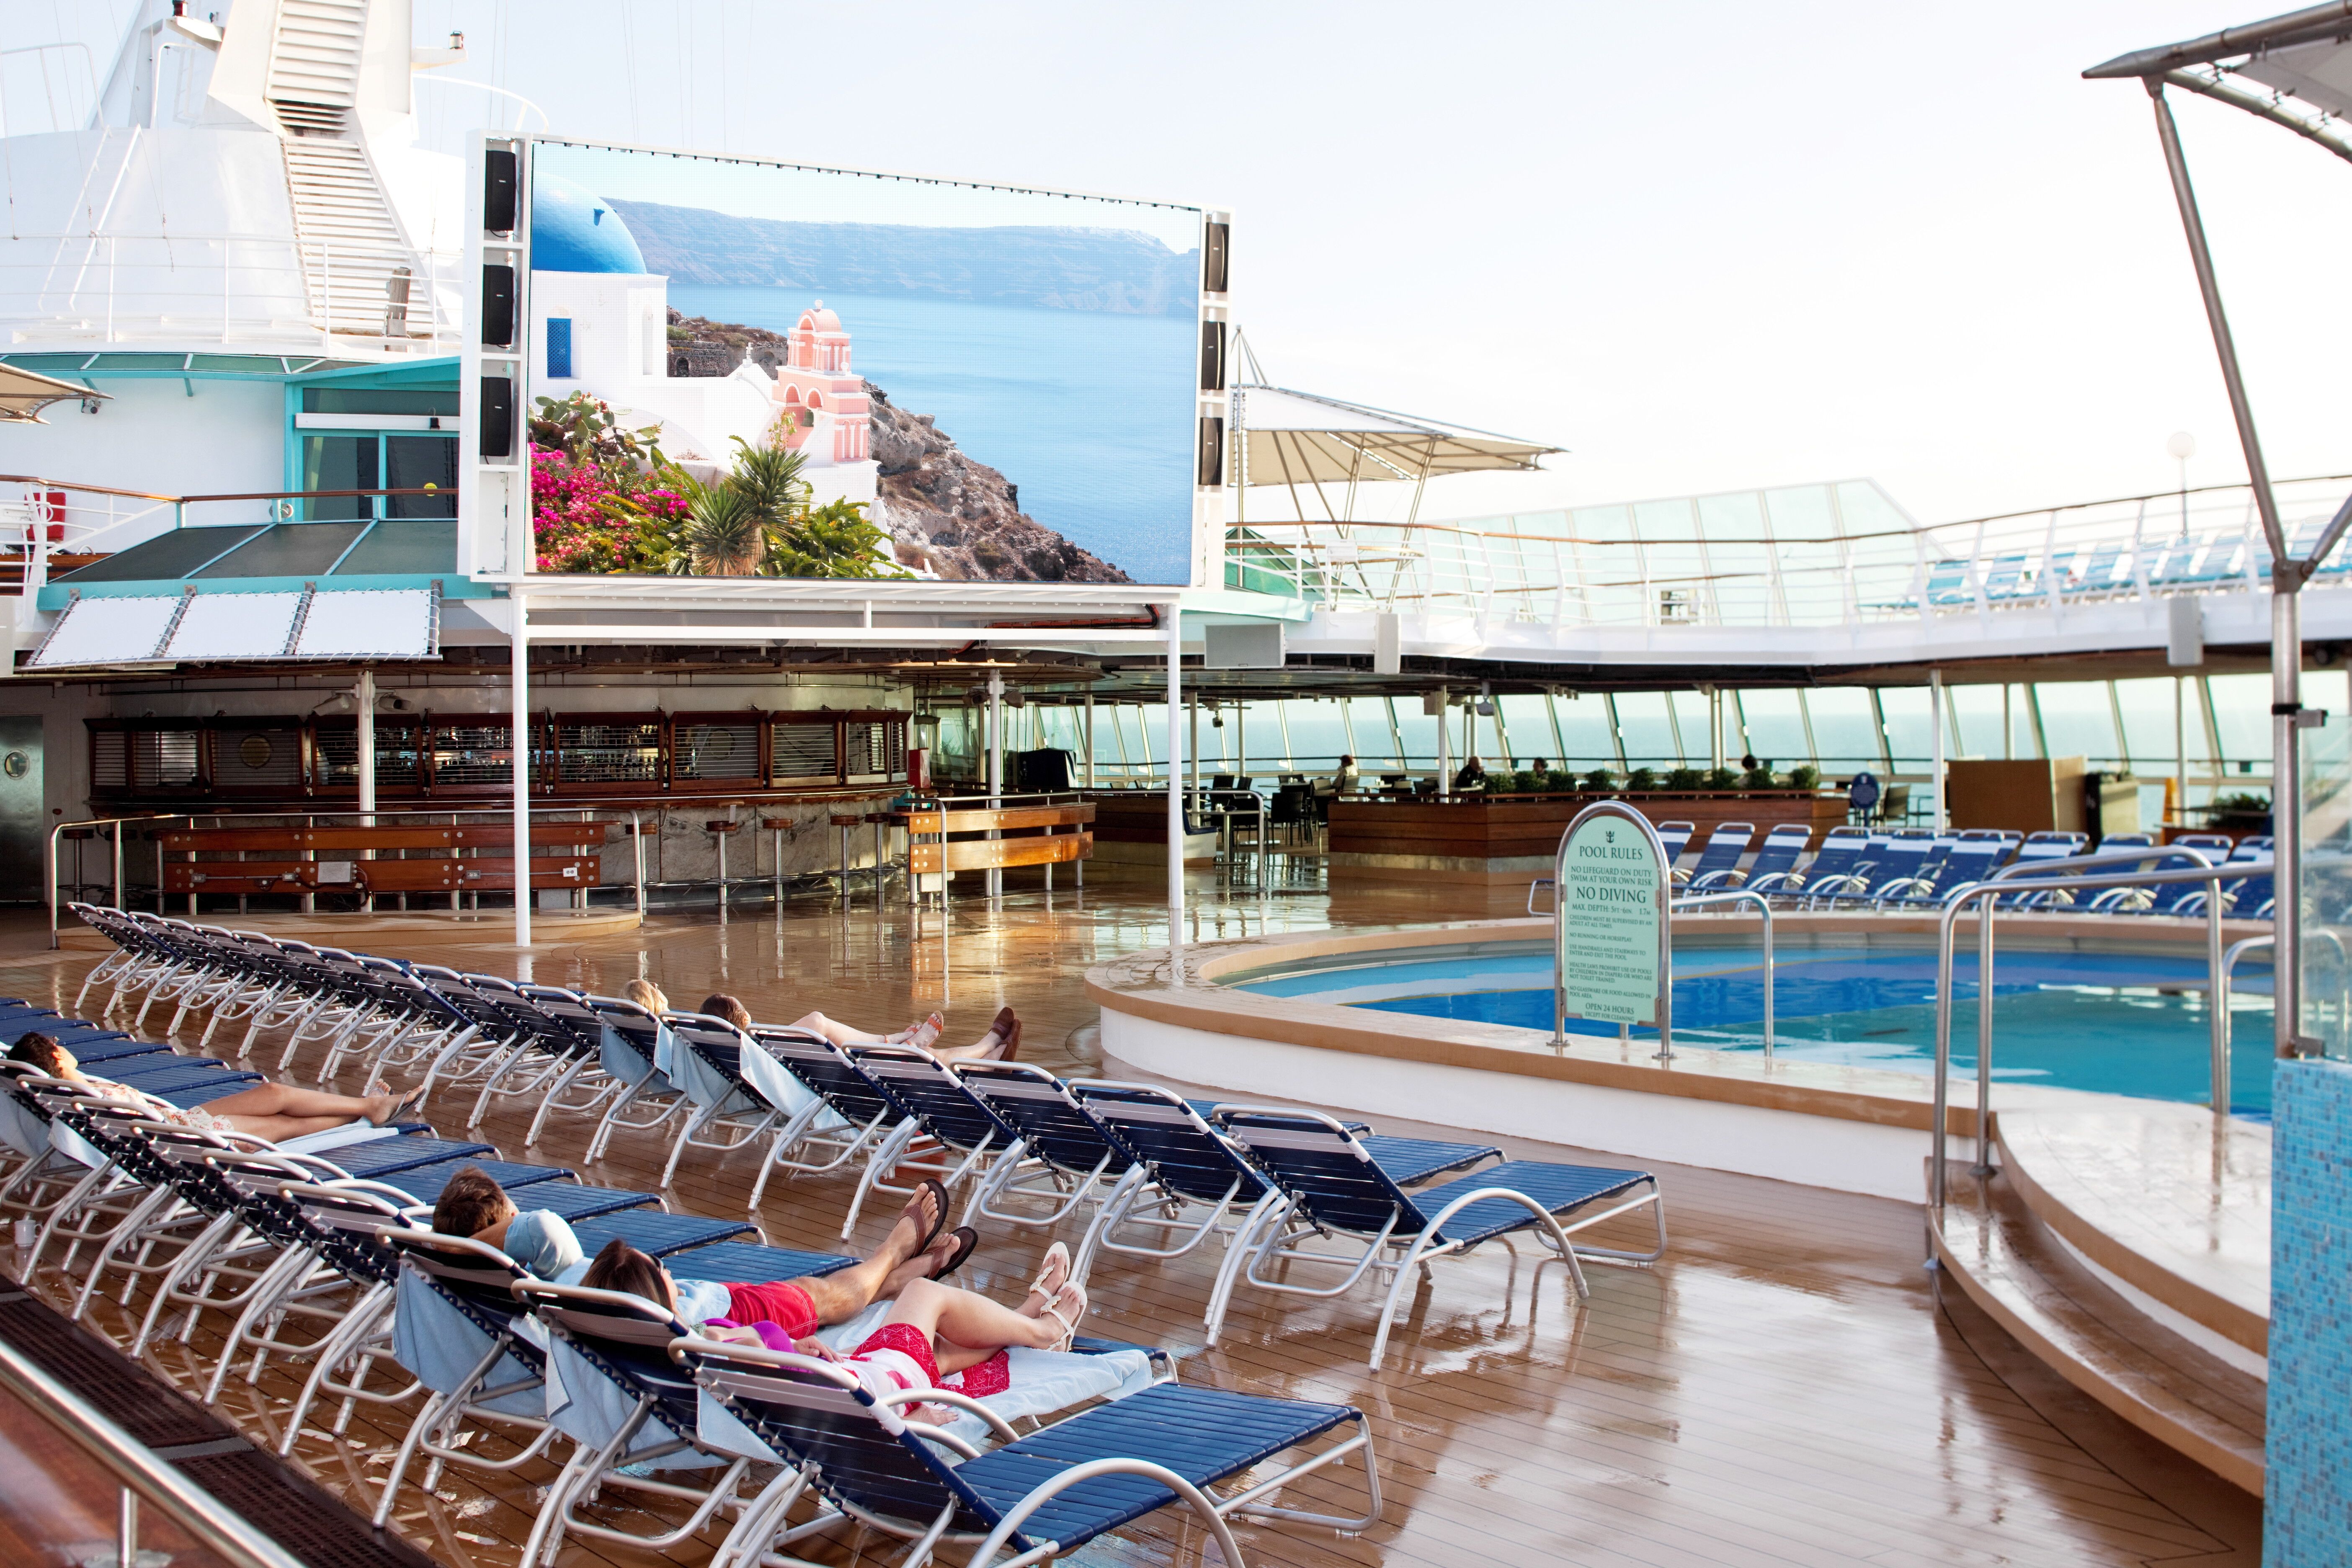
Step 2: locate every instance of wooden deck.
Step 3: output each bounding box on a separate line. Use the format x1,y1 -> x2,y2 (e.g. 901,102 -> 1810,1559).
0,876 -> 2264,1566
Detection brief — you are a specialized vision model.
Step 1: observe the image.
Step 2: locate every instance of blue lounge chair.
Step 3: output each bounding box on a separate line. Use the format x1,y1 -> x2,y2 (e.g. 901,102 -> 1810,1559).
1811,828 -> 1936,906
1654,820 -> 1694,873
1210,1107 -> 1664,1368
1996,830 -> 2089,908
1775,824 -> 1872,901
740,1028 -> 910,1211
843,1043 -> 1024,1234
1729,822 -> 1815,892
673,1334 -> 1380,1568
1877,831 -> 2016,906
1679,821 -> 1755,889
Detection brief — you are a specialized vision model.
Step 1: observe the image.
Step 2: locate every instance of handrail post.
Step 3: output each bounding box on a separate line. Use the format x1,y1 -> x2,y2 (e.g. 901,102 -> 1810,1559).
112,818 -> 124,910
47,820 -> 61,949
1974,887 -> 1995,1175
2208,887 -> 2228,1114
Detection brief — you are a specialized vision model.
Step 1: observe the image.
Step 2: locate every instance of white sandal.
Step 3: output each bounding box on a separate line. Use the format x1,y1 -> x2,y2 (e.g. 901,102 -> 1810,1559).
1024,1243 -> 1071,1312
1039,1282 -> 1087,1353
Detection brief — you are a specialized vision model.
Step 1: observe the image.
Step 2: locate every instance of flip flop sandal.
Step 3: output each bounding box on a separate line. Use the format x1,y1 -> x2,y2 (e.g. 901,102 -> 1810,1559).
908,1177 -> 951,1258
377,1086 -> 428,1125
1039,1282 -> 1087,1353
927,1225 -> 979,1282
1023,1242 -> 1071,1309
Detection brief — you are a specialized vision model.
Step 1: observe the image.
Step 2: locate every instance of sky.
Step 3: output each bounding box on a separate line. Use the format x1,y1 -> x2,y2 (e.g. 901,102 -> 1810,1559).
28,0 -> 2352,529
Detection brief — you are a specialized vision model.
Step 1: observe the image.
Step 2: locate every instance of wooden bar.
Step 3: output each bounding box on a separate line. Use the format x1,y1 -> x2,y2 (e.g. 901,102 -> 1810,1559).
156,826 -> 605,852
1326,791 -> 1847,885
163,856 -> 597,895
908,832 -> 1091,875
900,803 -> 1096,834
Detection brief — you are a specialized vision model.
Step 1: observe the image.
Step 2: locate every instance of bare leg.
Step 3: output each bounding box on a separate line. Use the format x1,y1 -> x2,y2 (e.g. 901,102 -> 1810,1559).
199,1081 -> 410,1125
931,1008 -> 1019,1065
795,1184 -> 942,1323
790,1011 -> 943,1050
212,1112 -> 362,1142
880,1277 -> 1065,1355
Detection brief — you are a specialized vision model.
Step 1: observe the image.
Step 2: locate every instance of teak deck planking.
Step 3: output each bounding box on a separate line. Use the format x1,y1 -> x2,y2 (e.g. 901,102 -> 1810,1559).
0,874 -> 2263,1567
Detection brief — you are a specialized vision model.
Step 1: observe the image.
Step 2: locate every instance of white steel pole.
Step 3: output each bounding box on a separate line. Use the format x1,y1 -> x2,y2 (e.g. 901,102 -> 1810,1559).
1436,688 -> 1450,799
356,665 -> 376,913
1166,606 -> 1184,953
1083,691 -> 1096,789
987,671 -> 1004,900
1929,668 -> 1946,830
511,591 -> 531,945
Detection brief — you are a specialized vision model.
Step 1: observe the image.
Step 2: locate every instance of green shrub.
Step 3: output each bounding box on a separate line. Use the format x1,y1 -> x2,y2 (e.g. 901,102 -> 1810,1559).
1742,765 -> 1777,789
1664,766 -> 1703,790
1788,764 -> 1821,790
1511,770 -> 1538,793
1624,767 -> 1658,791
1583,767 -> 1615,791
1705,766 -> 1741,790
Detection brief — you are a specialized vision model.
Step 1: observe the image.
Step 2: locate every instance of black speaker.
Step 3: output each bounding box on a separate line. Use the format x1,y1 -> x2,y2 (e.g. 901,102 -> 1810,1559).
482,149 -> 518,232
1197,415 -> 1224,487
1203,221 -> 1229,294
481,264 -> 515,346
1199,319 -> 1225,392
479,376 -> 514,457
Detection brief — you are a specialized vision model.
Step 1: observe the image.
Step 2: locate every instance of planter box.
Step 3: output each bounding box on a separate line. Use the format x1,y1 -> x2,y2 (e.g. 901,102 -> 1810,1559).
1327,790 -> 1847,886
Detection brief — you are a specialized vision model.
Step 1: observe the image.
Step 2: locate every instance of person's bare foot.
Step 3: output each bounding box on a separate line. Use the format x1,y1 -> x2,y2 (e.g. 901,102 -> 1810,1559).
894,1013 -> 944,1050
366,1086 -> 425,1127
886,1179 -> 947,1264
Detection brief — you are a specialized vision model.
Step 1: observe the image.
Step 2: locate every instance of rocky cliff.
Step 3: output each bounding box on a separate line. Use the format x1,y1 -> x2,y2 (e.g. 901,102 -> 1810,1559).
867,382 -> 1131,583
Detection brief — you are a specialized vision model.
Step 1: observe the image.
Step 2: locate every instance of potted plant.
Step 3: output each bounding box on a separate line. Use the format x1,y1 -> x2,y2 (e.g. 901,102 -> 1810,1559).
1582,766 -> 1616,792
1705,766 -> 1741,790
1665,766 -> 1704,791
2206,791 -> 2272,833
1624,767 -> 1659,791
1788,764 -> 1821,791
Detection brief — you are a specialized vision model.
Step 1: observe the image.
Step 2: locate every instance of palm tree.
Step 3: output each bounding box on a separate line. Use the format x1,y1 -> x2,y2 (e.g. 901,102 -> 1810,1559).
679,480 -> 765,575
730,438 -> 809,530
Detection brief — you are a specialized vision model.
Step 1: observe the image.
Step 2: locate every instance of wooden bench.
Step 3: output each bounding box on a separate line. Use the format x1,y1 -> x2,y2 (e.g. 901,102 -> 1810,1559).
160,824 -> 610,899
900,802 -> 1095,881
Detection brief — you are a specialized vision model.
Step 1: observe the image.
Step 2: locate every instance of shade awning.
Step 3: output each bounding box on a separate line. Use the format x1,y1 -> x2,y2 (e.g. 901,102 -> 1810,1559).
1233,384 -> 1563,487
26,585 -> 440,669
0,362 -> 109,424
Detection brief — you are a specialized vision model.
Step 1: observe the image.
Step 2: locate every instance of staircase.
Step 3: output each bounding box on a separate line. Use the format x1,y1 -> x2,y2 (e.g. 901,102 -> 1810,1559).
1931,1134 -> 2267,1494
265,0 -> 418,339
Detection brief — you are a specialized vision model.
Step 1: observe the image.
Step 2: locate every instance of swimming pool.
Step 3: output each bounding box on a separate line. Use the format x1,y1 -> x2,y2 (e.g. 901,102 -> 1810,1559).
1228,940 -> 2277,1117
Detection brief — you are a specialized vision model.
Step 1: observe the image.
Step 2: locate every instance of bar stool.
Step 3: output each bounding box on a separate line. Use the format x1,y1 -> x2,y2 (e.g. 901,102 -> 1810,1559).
761,816 -> 795,905
830,813 -> 862,897
705,820 -> 740,906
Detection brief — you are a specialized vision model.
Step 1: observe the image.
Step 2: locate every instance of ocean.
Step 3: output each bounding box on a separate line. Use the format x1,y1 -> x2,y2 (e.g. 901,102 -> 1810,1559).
668,284 -> 1197,586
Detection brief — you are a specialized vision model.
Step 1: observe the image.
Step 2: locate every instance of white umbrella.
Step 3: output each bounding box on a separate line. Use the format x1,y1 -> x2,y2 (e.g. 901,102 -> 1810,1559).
0,362 -> 109,424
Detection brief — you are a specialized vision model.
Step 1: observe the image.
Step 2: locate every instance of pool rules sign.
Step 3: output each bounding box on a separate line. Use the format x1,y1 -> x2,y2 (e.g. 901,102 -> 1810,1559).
1553,802 -> 1669,1046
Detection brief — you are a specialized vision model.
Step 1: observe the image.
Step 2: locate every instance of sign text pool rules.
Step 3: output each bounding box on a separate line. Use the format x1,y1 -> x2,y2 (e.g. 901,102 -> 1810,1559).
1552,801 -> 1670,1054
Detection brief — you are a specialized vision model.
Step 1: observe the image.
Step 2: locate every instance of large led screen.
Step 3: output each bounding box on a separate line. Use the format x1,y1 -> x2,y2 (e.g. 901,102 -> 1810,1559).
522,140 -> 1206,586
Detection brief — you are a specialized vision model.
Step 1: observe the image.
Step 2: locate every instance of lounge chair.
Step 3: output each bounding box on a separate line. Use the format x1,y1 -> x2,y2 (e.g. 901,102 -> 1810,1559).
1210,1107 -> 1664,1368
1996,830 -> 2090,908
1876,830 -> 2016,907
1772,824 -> 1871,901
1709,821 -> 1812,892
673,1334 -> 1380,1568
1677,821 -> 1755,888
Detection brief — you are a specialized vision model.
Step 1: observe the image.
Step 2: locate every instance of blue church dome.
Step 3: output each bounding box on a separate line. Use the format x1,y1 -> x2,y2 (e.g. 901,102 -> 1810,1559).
531,173 -> 648,274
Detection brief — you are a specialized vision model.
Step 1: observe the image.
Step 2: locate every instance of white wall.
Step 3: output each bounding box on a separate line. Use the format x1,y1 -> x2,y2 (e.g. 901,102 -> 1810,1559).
530,269 -> 779,466
8,378 -> 286,543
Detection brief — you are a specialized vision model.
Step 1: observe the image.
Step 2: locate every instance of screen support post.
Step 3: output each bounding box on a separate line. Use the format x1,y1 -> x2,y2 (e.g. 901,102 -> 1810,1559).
1166,604 -> 1184,964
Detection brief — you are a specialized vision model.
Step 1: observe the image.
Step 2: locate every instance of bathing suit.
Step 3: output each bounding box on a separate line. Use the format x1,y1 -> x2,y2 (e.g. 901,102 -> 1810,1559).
722,1280 -> 820,1342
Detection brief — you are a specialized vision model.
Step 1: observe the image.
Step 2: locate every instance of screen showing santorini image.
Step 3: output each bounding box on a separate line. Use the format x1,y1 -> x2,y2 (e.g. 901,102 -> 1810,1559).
524,140 -> 1205,586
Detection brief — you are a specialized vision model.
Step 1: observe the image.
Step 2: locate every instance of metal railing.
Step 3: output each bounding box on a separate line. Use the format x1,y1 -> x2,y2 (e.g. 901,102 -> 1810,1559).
46,795 -> 919,945
1929,847 -> 2260,1208
1226,473 -> 2352,629
0,1325 -> 306,1568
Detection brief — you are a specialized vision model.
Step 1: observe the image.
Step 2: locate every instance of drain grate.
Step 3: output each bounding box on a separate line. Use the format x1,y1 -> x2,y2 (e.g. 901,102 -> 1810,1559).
0,1271 -> 439,1568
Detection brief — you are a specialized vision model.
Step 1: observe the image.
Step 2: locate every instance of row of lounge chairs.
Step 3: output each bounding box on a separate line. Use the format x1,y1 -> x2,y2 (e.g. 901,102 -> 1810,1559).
1631,823 -> 2275,915
30,909 -> 1671,1565
1906,515 -> 2351,612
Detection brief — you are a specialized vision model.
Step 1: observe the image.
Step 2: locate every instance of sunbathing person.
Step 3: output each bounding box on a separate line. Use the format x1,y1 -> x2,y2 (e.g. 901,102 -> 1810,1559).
699,992 -> 1021,1064
7,1031 -> 422,1141
432,1163 -> 978,1323
620,977 -> 669,1014
582,1234 -> 1085,1416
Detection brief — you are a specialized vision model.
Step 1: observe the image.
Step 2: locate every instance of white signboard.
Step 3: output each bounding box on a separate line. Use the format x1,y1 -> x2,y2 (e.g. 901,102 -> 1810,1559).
1556,805 -> 1667,1029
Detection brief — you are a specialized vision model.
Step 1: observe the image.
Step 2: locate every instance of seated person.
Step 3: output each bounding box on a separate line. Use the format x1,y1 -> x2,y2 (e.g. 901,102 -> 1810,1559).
1332,753 -> 1359,796
434,1165 -> 977,1336
1453,755 -> 1489,792
583,1234 -> 1085,1418
1530,758 -> 1552,784
7,1032 -> 421,1142
698,992 -> 1020,1065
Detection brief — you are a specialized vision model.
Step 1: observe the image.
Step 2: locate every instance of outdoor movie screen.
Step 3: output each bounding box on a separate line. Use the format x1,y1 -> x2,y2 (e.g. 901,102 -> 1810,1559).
521,139 -> 1207,588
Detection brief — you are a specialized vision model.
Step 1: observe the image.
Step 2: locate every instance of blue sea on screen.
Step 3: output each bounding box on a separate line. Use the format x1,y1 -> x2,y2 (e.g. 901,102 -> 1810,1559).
669,283 -> 1197,586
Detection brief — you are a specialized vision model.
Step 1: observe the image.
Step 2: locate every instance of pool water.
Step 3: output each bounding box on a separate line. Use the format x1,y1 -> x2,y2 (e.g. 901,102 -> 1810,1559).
1232,945 -> 2276,1117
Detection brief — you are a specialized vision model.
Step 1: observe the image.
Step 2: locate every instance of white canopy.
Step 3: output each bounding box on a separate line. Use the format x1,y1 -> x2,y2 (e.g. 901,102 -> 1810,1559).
28,586 -> 440,669
0,362 -> 108,423
1233,384 -> 1562,488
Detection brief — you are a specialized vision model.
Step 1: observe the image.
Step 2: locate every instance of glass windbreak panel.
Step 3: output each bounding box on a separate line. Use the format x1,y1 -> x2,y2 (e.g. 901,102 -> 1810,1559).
1497,694 -> 1558,771
1346,699 -> 1400,770
1734,689 -> 1807,770
1613,691 -> 1679,768
1236,700 -> 1287,773
1944,683 -> 2036,759
676,720 -> 759,781
1554,694 -> 1617,772
1695,493 -> 1772,625
933,710 -> 980,778
1666,691 -> 1715,767
1836,480 -> 1920,618
2302,713 -> 2352,1059
1284,699 -> 1351,773
770,721 -> 838,783
2033,681 -> 2121,767
1037,705 -> 1081,756
2115,678 -> 2205,777
300,435 -> 377,521
1566,504 -> 1643,627
1134,704 -> 1166,774
1880,686 -> 1937,770
430,725 -> 512,786
1633,500 -> 1703,628
1806,688 -> 1882,775
2208,673 -> 2273,778
1393,700 -> 1439,774
384,436 -> 459,518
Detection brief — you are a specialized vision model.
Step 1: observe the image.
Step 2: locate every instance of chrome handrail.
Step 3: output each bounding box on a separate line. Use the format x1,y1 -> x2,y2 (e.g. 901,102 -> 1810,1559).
0,1327 -> 306,1568
1930,847 -> 2252,1210
1670,890 -> 1776,1057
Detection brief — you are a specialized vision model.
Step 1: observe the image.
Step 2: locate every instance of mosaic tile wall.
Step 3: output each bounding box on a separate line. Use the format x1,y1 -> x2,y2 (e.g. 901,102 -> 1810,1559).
2266,1056 -> 2352,1566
